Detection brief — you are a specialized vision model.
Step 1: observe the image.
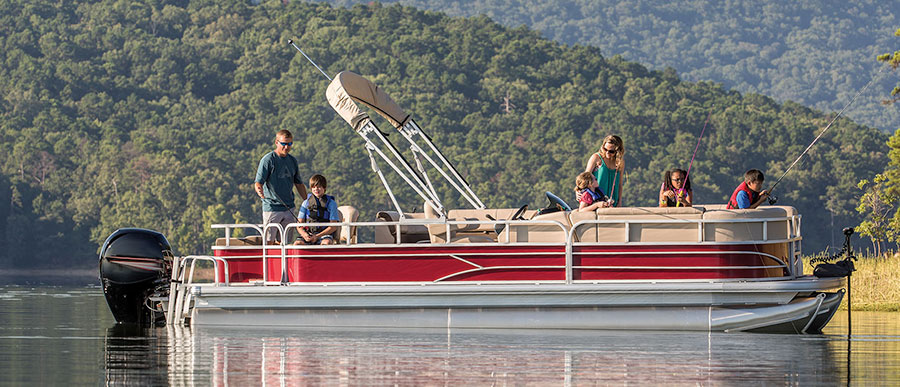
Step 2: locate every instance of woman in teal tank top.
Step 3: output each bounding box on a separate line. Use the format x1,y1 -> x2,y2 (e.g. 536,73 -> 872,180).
584,135 -> 624,206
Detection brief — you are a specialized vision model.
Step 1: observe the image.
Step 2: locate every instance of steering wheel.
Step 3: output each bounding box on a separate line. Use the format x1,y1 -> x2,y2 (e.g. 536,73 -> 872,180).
494,204 -> 529,235
545,191 -> 573,212
512,204 -> 528,220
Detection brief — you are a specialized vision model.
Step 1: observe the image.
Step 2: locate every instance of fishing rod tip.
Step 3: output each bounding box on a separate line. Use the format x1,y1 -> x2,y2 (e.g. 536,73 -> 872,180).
287,39 -> 293,45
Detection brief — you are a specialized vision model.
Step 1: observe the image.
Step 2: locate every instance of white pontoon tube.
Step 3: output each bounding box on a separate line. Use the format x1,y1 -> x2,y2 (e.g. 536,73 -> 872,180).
325,71 -> 485,213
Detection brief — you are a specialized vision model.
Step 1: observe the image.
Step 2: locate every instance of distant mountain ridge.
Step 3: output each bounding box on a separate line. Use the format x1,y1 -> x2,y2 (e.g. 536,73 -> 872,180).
322,0 -> 900,132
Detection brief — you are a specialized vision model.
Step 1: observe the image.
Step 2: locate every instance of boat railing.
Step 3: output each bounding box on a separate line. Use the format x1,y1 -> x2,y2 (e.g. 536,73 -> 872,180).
441,218 -> 569,244
213,219 -> 569,245
212,216 -> 801,246
568,215 -> 802,244
179,255 -> 230,286
568,214 -> 803,278
211,219 -> 568,285
167,255 -> 229,325
207,212 -> 801,285
211,223 -> 262,243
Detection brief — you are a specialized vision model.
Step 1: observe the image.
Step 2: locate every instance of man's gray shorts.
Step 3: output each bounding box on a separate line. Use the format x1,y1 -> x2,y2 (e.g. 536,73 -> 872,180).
263,210 -> 297,243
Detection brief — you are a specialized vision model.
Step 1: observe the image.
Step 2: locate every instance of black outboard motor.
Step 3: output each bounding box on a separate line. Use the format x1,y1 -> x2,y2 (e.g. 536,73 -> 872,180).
99,228 -> 173,326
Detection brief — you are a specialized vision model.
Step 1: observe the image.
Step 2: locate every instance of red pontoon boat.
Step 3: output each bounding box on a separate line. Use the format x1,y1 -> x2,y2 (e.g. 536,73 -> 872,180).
100,72 -> 845,333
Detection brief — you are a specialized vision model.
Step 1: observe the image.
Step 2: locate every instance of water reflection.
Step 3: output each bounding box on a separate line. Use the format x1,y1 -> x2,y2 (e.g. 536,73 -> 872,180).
2,286 -> 898,385
158,325 -> 858,385
105,324 -> 168,385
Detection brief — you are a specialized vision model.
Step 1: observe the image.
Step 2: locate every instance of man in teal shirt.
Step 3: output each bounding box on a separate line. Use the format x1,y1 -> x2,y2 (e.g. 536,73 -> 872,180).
254,130 -> 307,244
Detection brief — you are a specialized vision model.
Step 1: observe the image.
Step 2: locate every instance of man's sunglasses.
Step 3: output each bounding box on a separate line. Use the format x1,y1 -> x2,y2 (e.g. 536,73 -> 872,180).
278,141 -> 293,147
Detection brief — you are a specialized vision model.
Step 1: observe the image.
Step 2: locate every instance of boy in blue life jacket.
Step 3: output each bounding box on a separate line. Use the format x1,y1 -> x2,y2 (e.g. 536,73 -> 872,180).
295,174 -> 340,245
726,169 -> 770,209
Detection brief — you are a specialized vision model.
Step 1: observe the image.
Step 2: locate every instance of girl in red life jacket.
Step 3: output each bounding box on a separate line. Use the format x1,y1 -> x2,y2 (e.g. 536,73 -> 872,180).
659,168 -> 693,207
575,172 -> 613,212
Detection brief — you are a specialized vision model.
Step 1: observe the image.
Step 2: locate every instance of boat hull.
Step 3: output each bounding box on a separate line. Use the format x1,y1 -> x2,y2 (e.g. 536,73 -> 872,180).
212,243 -> 792,283
185,277 -> 845,333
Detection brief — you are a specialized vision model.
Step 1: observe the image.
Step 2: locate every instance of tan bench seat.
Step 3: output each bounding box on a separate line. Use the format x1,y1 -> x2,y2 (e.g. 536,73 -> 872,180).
592,206 -> 705,243
419,204 -> 798,245
424,203 -> 538,243
702,206 -> 794,242
498,210 -> 572,243
375,211 -> 430,244
215,235 -> 263,246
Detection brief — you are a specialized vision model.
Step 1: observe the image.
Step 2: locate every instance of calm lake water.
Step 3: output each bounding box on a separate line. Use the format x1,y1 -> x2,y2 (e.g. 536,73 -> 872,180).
0,283 -> 898,385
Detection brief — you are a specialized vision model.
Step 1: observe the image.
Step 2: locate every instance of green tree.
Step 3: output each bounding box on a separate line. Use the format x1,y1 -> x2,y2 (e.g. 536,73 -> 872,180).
324,0 -> 900,131
876,28 -> 900,104
856,174 -> 899,256
0,0 -> 890,269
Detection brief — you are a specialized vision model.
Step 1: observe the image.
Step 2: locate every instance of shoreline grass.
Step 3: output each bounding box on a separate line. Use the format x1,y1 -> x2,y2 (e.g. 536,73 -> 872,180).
803,253 -> 900,312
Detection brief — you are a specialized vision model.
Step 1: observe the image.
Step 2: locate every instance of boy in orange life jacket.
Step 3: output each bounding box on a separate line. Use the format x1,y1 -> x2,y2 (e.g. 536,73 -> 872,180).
294,174 -> 340,245
726,169 -> 770,209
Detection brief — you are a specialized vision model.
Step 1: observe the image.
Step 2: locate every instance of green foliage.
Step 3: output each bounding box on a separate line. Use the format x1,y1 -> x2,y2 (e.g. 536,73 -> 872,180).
0,0 -> 889,268
323,0 -> 900,131
861,23 -> 900,253
876,28 -> 900,104
856,174 -> 899,256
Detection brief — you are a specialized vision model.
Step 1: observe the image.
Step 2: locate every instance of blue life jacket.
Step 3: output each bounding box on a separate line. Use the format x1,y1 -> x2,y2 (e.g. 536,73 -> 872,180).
304,194 -> 336,234
576,187 -> 608,203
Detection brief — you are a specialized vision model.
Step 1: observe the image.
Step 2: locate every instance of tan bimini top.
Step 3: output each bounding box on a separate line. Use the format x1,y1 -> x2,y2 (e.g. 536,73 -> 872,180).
325,71 -> 410,131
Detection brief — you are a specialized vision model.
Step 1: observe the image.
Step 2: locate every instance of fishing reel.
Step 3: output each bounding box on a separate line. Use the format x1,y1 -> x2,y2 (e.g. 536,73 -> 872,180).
767,195 -> 778,205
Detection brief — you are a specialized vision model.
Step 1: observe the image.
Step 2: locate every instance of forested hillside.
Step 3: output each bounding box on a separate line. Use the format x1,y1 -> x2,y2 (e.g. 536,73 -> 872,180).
0,0 -> 889,269
323,0 -> 900,132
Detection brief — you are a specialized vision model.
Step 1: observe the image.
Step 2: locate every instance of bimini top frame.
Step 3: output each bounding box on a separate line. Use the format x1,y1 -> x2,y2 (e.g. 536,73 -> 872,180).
325,71 -> 486,217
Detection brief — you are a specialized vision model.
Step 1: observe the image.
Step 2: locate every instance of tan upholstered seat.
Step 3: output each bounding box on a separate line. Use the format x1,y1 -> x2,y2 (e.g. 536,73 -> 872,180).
702,206 -> 792,242
497,211 -> 572,243
401,204 -> 798,245
593,206 -> 705,243
569,211 -> 598,242
337,206 -> 359,244
423,203 -> 538,243
214,235 -> 263,246
374,211 -> 430,244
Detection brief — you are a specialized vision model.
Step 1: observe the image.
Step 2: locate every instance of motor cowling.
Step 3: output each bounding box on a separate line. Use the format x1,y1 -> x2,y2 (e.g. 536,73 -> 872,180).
99,228 -> 173,326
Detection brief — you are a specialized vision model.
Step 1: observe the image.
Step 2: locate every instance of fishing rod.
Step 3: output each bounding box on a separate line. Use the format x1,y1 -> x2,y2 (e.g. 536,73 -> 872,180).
287,38 -> 394,140
610,168 -> 620,206
676,107 -> 714,201
767,67 -> 888,201
684,107 -> 713,183
288,39 -> 331,81
264,182 -> 304,236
